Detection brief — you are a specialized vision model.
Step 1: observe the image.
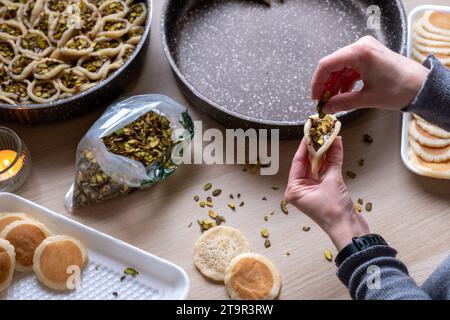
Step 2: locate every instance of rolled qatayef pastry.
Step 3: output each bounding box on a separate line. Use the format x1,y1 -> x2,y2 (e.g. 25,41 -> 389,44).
304,114 -> 341,180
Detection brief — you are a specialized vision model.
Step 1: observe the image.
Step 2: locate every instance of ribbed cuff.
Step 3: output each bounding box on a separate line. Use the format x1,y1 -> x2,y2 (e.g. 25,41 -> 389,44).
404,55 -> 450,131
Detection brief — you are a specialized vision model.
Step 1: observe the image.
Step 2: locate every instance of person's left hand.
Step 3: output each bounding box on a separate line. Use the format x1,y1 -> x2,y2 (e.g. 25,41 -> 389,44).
284,137 -> 370,251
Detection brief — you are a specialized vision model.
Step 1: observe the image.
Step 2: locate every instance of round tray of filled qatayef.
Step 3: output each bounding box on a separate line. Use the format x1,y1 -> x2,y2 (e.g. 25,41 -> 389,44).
161,0 -> 407,138
401,5 -> 450,180
0,0 -> 153,124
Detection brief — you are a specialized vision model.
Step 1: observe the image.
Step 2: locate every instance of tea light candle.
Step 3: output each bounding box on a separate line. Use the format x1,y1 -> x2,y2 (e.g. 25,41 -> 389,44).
0,127 -> 31,192
0,150 -> 24,181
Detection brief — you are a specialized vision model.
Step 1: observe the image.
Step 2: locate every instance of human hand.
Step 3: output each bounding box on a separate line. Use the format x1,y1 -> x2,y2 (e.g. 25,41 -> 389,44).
311,36 -> 429,114
284,137 -> 370,251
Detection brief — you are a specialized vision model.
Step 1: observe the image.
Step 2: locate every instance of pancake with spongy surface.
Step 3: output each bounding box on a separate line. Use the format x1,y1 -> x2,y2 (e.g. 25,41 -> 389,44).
422,11 -> 450,37
414,17 -> 450,42
0,238 -> 15,292
33,235 -> 87,291
0,220 -> 50,271
409,137 -> 450,163
224,253 -> 281,300
413,114 -> 450,139
409,149 -> 450,179
0,212 -> 31,233
194,226 -> 251,282
408,120 -> 450,148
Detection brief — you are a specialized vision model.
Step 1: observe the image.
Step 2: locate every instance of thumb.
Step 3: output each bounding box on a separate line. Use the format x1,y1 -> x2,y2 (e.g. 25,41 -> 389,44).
323,137 -> 344,180
323,90 -> 372,114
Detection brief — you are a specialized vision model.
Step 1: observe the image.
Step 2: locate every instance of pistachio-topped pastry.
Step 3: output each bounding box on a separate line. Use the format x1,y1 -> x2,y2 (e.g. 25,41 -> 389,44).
34,58 -> 70,79
0,63 -> 8,83
28,79 -> 60,103
99,0 -> 128,18
0,20 -> 26,40
125,2 -> 147,26
1,6 -> 21,20
92,37 -> 121,56
125,26 -> 143,45
9,54 -> 38,80
304,114 -> 341,180
18,30 -> 52,57
45,0 -> 70,13
77,54 -> 110,80
32,12 -> 50,34
57,68 -> 89,93
1,80 -> 30,102
0,39 -> 16,64
99,17 -> 131,38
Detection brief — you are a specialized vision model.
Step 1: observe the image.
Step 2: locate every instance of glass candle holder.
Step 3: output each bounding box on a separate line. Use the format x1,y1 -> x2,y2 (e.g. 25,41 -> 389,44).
0,127 -> 31,193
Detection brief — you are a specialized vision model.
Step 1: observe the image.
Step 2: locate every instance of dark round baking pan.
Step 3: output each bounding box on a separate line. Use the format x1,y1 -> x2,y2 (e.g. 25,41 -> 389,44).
0,0 -> 153,124
161,0 -> 407,139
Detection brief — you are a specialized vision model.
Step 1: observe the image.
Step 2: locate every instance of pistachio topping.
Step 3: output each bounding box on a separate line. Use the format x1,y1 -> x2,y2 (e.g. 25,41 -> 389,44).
0,41 -> 14,60
11,55 -> 33,74
68,37 -> 91,50
126,3 -> 144,23
2,80 -> 28,99
54,16 -> 70,40
35,13 -> 50,34
93,38 -> 120,51
48,0 -> 69,12
0,23 -> 22,36
101,1 -> 125,16
2,7 -> 20,20
35,59 -> 60,75
81,55 -> 109,73
0,65 -> 7,82
61,70 -> 87,89
21,33 -> 49,53
33,81 -> 57,98
309,114 -> 336,151
127,26 -> 144,39
104,20 -> 127,31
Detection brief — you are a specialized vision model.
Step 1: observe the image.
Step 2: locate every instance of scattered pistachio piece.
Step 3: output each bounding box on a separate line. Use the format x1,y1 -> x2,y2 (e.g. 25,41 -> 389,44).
199,201 -> 206,208
264,239 -> 271,248
286,251 -> 291,256
112,292 -> 118,298
272,186 -> 279,190
215,215 -> 225,225
237,193 -> 241,198
363,134 -> 374,144
212,189 -> 221,197
269,211 -> 275,216
206,196 -> 212,202
123,267 -> 139,277
346,171 -> 356,179
229,194 -> 234,199
239,201 -> 244,207
264,216 -> 268,222
262,196 -> 267,201
260,228 -> 270,238
203,182 -> 212,191
193,195 -> 199,202
366,202 -> 373,212
302,225 -> 311,232
280,200 -> 288,214
354,203 -> 362,213
358,158 -> 365,167
208,210 -> 218,219
357,198 -> 363,205
197,219 -> 215,232
227,202 -> 236,211
324,249 -> 333,262
188,222 -> 192,228
120,275 -> 126,282
206,201 -> 213,208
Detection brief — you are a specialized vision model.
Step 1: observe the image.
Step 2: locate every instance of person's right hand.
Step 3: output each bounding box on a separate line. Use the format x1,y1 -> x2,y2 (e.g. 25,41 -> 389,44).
311,36 -> 430,114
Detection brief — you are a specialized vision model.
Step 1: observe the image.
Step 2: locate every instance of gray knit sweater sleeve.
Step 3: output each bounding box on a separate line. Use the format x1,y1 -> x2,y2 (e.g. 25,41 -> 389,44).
404,55 -> 450,131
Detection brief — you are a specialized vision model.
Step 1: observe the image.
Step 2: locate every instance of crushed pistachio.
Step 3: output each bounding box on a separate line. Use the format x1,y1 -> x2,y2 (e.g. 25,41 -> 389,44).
264,216 -> 268,222
260,228 -> 269,238
112,292 -> 118,298
358,158 -> 365,167
302,225 -> 311,232
94,38 -> 121,51
11,55 -> 33,75
212,189 -> 221,197
35,59 -> 60,75
61,70 -> 87,90
357,198 -> 363,205
280,200 -> 288,214
271,186 -> 279,190
264,239 -> 271,248
206,201 -> 213,208
187,222 -> 192,228
237,193 -> 241,198
2,81 -> 28,99
309,114 -> 336,151
227,202 -> 236,211
354,203 -> 362,213
126,3 -> 145,23
366,202 -> 373,212
68,37 -> 91,50
269,210 -> 275,216
262,196 -> 267,200
81,55 -> 109,73
363,134 -> 374,144
33,81 -> 57,99
104,20 -> 127,32
203,182 -> 212,191
0,41 -> 15,60
208,210 -> 218,219
324,249 -> 333,262
215,215 -> 225,226
197,219 -> 215,232
239,201 -> 244,207
47,0 -> 69,12
193,195 -> 199,202
101,1 -> 125,16
346,171 -> 356,179
123,267 -> 139,277
199,201 -> 205,208
0,23 -> 22,37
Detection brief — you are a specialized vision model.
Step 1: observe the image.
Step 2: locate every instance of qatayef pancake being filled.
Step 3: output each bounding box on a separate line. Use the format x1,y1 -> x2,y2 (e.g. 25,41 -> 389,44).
304,114 -> 341,180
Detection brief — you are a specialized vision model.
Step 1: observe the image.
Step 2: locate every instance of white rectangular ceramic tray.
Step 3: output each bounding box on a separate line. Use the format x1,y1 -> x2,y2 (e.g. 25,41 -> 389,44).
400,5 -> 450,178
0,192 -> 190,300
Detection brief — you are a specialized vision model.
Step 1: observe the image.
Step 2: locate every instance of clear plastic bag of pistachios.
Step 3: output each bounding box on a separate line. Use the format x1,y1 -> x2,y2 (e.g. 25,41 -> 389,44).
65,94 -> 194,211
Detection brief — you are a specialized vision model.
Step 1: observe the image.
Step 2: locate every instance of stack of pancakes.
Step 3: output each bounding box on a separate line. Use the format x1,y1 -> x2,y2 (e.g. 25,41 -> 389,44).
408,114 -> 450,179
412,11 -> 450,66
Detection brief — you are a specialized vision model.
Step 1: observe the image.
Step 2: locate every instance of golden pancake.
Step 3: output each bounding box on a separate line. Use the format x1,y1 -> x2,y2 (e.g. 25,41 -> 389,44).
414,17 -> 450,42
413,33 -> 450,48
0,220 -> 50,272
0,212 -> 32,233
422,11 -> 450,37
194,226 -> 251,282
412,47 -> 450,65
409,137 -> 450,163
0,239 -> 15,292
224,253 -> 281,300
408,120 -> 450,148
33,235 -> 87,291
409,149 -> 450,179
414,42 -> 450,55
413,114 -> 450,139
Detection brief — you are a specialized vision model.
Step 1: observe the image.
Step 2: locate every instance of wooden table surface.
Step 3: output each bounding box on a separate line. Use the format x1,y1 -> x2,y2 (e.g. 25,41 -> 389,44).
3,0 -> 450,300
